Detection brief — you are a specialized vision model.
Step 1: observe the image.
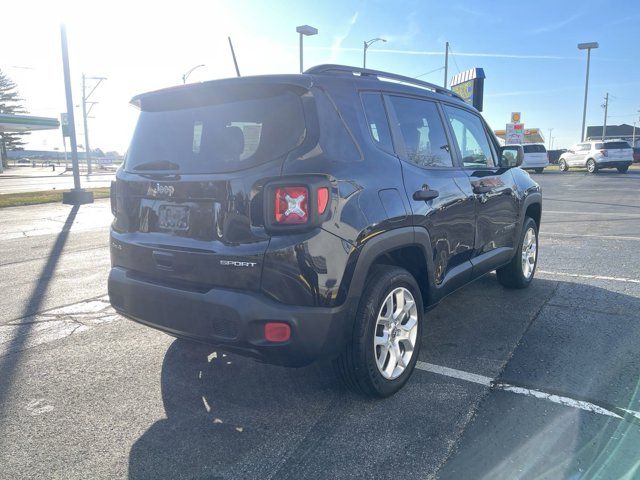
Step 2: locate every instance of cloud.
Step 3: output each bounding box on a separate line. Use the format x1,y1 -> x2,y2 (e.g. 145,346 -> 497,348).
310,46 -> 571,60
382,11 -> 421,45
528,13 -> 582,34
329,12 -> 359,62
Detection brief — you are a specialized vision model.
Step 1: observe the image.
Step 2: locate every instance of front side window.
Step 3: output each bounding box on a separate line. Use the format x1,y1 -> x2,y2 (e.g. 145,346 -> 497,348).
389,96 -> 453,168
444,106 -> 495,168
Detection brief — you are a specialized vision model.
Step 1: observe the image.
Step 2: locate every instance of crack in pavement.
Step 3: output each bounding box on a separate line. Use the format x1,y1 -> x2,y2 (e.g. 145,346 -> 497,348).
0,295 -> 118,358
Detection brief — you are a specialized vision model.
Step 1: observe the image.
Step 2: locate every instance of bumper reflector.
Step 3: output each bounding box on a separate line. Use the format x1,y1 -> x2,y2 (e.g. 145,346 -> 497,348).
264,322 -> 291,342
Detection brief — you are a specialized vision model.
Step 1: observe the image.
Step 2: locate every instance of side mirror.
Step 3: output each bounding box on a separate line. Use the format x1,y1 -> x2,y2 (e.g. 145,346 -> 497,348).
500,145 -> 524,168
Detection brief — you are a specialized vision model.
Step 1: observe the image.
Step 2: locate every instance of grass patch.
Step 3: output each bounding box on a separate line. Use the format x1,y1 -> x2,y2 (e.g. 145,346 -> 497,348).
0,187 -> 111,208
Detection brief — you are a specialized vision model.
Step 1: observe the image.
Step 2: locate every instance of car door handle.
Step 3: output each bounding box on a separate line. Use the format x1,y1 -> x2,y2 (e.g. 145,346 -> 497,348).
473,185 -> 493,195
413,188 -> 439,201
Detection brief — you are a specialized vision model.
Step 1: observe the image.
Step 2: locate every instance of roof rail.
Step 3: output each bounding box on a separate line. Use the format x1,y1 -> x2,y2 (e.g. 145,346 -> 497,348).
304,64 -> 463,100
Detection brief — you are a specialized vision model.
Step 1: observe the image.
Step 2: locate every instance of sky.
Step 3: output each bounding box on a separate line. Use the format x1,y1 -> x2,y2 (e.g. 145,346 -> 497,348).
2,0 -> 639,153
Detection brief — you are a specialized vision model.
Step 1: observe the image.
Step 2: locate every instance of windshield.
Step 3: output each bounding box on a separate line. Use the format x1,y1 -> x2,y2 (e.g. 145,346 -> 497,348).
125,91 -> 305,173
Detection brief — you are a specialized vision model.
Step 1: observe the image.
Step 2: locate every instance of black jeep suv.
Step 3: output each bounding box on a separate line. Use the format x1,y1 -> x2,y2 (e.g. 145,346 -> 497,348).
108,65 -> 541,397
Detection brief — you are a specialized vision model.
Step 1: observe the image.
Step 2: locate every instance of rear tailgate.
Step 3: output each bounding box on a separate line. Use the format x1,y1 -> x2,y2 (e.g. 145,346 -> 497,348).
111,78 -> 313,292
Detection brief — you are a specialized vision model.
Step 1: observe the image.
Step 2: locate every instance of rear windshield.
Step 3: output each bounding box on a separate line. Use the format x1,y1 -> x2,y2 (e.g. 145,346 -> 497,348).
125,91 -> 306,173
595,141 -> 631,150
523,144 -> 546,153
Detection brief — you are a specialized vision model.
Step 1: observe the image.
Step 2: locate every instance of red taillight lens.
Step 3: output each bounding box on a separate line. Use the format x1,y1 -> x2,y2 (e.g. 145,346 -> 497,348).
600,149 -> 608,157
274,186 -> 308,224
264,322 -> 291,342
317,187 -> 329,214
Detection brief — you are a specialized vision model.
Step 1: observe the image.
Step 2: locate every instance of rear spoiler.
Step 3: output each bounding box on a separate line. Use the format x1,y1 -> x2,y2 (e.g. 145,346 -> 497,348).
130,75 -> 313,112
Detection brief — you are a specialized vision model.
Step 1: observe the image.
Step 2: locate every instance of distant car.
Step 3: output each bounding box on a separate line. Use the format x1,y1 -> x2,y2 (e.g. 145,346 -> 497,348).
559,140 -> 634,173
633,147 -> 640,163
16,158 -> 30,165
520,143 -> 549,173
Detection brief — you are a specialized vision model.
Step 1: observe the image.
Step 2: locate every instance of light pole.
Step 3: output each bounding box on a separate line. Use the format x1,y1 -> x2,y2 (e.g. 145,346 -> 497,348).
578,42 -> 599,142
296,25 -> 318,73
548,128 -> 553,150
182,64 -> 205,84
81,74 -> 106,175
363,38 -> 386,69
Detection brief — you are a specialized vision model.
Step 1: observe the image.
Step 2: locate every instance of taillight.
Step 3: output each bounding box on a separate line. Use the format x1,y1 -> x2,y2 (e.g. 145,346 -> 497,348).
600,149 -> 608,157
317,187 -> 329,214
274,186 -> 309,224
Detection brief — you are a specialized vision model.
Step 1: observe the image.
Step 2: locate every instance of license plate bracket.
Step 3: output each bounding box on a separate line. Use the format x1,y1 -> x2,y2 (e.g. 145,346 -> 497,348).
158,204 -> 190,231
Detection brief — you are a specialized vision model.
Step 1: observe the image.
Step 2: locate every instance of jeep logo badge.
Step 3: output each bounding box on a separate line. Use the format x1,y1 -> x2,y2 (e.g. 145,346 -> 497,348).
147,183 -> 175,197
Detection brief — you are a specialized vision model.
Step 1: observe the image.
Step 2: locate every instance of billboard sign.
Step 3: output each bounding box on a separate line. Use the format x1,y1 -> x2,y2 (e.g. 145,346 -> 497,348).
511,112 -> 521,123
506,123 -> 525,144
450,68 -> 486,111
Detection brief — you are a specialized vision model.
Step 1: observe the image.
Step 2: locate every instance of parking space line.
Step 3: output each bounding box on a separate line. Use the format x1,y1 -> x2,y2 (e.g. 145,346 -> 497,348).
544,210 -> 640,218
541,232 -> 640,241
537,270 -> 640,284
416,362 -> 640,422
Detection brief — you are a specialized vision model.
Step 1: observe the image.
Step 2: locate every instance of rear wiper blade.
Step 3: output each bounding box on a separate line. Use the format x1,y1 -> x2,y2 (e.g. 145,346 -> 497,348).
133,160 -> 180,171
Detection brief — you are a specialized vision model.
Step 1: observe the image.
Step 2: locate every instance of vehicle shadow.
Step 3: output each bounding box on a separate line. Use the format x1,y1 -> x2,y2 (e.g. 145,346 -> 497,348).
0,205 -> 79,424
128,277 -> 640,480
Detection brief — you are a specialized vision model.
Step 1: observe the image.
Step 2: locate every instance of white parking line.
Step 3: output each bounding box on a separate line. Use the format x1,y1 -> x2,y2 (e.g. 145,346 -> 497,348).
544,210 -> 640,218
542,232 -> 640,241
537,270 -> 640,285
416,361 -> 640,421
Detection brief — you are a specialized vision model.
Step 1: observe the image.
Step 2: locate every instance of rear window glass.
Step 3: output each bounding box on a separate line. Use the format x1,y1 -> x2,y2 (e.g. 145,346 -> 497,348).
523,144 -> 546,153
361,93 -> 394,153
125,91 -> 306,173
595,142 -> 631,150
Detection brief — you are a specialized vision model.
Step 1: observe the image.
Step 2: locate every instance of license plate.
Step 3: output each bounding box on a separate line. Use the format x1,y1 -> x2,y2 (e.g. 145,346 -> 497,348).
158,205 -> 190,231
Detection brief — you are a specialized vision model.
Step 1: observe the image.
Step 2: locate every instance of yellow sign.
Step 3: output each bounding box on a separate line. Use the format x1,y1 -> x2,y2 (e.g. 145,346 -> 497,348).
511,112 -> 521,123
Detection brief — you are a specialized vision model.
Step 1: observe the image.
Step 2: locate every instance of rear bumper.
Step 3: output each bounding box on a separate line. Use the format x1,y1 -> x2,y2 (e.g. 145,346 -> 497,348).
596,160 -> 633,168
108,267 -> 355,367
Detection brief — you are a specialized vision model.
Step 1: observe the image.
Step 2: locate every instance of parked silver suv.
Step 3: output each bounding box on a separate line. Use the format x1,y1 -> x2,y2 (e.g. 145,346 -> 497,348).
559,140 -> 633,173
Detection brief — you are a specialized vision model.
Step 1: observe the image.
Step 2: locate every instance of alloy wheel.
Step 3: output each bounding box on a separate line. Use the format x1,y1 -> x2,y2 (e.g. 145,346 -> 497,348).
521,227 -> 537,279
374,287 -> 419,380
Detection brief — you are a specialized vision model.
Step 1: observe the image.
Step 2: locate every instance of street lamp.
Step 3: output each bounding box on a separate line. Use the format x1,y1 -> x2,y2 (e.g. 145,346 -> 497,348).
363,38 -> 386,69
296,25 -> 318,73
182,64 -> 205,84
578,42 -> 599,142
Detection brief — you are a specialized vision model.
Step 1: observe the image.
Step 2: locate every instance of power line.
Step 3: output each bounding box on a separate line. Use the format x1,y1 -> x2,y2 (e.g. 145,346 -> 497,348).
415,66 -> 444,79
448,45 -> 462,73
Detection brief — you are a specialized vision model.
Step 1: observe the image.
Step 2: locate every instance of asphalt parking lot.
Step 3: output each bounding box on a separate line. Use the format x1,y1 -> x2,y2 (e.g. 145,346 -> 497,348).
1,169 -> 639,479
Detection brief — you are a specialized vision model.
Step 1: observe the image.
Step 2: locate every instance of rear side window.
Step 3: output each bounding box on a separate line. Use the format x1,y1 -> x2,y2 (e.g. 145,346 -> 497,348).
523,144 -> 546,153
389,96 -> 453,168
126,91 -> 306,174
361,93 -> 393,153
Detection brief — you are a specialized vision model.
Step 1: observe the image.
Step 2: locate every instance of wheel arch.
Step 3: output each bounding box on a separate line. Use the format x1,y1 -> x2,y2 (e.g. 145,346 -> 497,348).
344,227 -> 434,308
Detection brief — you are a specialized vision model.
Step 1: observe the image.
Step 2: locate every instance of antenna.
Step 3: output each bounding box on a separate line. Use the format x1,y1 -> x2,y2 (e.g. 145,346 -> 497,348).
228,37 -> 241,77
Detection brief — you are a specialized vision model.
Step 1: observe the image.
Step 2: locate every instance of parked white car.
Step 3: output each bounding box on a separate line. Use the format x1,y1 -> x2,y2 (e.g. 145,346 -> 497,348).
559,140 -> 634,173
520,143 -> 549,173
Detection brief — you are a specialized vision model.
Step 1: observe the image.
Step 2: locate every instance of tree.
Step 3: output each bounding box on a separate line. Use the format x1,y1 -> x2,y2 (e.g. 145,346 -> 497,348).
0,70 -> 30,167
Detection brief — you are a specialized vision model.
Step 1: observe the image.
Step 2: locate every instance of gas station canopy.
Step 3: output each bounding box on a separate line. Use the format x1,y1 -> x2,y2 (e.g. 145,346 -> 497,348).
0,113 -> 59,132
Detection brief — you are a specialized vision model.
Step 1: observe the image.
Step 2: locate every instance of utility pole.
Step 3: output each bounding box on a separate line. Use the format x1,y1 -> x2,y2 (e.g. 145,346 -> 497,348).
601,93 -> 609,141
548,128 -> 554,150
444,42 -> 449,88
81,73 -> 106,176
60,25 -> 92,205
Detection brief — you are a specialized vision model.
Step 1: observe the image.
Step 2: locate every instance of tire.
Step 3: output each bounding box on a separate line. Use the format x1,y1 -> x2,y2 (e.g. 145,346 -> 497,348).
497,217 -> 538,289
617,166 -> 629,173
534,168 -> 544,174
586,159 -> 597,173
334,265 -> 423,398
559,159 -> 569,172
